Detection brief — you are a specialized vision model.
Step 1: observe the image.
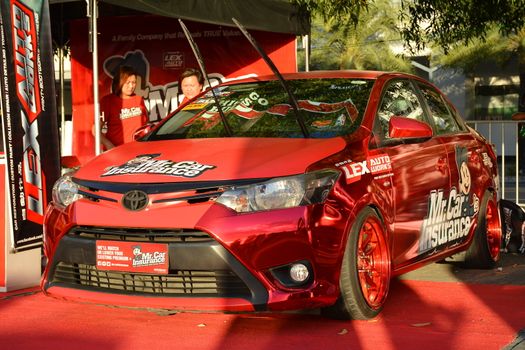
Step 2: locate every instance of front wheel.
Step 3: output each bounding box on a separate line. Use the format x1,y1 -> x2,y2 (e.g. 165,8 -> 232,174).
464,190 -> 502,269
322,207 -> 391,320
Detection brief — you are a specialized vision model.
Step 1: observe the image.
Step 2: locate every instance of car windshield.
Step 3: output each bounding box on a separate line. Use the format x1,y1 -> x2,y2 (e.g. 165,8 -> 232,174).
148,78 -> 374,140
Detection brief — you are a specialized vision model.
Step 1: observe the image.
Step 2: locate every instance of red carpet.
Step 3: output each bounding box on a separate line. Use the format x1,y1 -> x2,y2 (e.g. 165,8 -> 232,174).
1,279 -> 524,350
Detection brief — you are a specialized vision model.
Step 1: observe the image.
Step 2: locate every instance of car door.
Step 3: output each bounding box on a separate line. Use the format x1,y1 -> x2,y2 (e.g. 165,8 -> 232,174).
415,81 -> 482,249
371,78 -> 451,268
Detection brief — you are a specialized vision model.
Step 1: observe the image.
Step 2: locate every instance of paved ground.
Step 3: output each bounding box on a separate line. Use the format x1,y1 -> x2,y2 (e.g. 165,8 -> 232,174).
400,252 -> 525,285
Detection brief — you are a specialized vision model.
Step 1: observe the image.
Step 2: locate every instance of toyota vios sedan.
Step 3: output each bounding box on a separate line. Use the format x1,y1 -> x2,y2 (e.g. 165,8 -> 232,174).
42,71 -> 502,319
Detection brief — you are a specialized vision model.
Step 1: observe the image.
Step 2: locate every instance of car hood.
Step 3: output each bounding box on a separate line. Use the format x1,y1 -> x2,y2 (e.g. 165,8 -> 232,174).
74,137 -> 346,183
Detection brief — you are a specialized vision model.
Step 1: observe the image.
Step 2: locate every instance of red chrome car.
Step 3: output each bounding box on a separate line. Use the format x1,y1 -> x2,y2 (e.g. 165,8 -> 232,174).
42,71 -> 502,319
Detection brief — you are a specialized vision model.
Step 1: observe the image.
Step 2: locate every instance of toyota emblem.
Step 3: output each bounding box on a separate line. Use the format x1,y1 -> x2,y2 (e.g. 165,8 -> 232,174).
122,190 -> 149,211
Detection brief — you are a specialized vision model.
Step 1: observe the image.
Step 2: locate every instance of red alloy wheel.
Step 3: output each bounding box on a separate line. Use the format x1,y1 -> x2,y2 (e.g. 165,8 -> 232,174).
485,199 -> 501,261
356,217 -> 391,309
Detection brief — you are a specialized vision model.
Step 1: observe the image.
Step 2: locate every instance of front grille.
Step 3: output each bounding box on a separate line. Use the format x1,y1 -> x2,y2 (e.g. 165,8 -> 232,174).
74,177 -> 268,205
52,262 -> 252,297
69,226 -> 212,243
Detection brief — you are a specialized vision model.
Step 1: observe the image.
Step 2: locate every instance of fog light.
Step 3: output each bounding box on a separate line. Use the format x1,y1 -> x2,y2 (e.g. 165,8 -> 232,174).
269,260 -> 312,288
290,263 -> 309,283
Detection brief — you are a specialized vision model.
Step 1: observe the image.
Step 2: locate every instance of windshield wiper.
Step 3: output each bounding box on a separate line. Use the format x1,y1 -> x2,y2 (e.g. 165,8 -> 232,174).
178,19 -> 233,137
232,18 -> 309,138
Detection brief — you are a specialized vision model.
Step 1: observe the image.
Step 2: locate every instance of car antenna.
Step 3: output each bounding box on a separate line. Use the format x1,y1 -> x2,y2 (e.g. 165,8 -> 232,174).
178,19 -> 233,137
232,17 -> 309,138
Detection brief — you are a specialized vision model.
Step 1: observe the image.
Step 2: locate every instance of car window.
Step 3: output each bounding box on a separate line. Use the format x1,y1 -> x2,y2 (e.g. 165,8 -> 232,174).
417,82 -> 461,135
445,100 -> 468,132
374,79 -> 425,142
148,78 -> 375,140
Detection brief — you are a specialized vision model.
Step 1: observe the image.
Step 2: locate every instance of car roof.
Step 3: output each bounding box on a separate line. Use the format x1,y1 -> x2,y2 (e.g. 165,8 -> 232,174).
224,70 -> 419,85
270,70 -> 386,79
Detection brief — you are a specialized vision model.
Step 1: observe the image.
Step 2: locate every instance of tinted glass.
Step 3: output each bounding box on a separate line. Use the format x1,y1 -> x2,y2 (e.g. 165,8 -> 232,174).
148,78 -> 374,140
375,79 -> 425,141
417,82 -> 460,135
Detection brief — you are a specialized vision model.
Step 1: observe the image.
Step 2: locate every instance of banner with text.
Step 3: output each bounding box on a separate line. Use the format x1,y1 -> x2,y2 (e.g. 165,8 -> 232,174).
69,15 -> 296,164
0,0 -> 60,250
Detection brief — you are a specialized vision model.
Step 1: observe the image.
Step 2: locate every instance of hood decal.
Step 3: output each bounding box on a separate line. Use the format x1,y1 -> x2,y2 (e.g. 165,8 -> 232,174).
101,154 -> 216,178
76,137 -> 346,183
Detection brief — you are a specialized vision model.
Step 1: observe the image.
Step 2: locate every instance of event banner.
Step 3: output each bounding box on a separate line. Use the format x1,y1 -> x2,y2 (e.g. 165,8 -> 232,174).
70,15 -> 296,163
0,0 -> 60,250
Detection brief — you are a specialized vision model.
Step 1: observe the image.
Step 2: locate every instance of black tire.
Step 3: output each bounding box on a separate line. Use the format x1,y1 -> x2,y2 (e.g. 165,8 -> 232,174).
322,207 -> 391,320
464,190 -> 502,269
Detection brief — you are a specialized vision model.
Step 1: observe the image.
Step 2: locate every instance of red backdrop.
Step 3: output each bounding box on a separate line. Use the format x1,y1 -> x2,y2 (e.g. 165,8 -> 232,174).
70,15 -> 297,163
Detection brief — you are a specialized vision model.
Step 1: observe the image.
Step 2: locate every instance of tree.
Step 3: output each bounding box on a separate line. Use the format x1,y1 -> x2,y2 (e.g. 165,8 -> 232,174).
292,0 -> 525,51
399,0 -> 525,53
293,0 -> 369,25
298,0 -> 413,72
433,28 -> 525,71
401,0 -> 525,115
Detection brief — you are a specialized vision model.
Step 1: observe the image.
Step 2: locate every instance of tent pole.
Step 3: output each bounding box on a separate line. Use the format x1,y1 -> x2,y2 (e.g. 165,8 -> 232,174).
88,0 -> 101,155
304,35 -> 310,72
58,46 -> 65,156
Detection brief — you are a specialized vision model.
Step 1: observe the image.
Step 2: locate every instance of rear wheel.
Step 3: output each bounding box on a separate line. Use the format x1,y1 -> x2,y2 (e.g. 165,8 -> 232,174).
464,190 -> 502,268
322,207 -> 391,320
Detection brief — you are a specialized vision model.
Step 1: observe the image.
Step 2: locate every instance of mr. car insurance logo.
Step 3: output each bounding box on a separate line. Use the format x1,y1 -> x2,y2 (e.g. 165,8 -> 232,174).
132,245 -> 167,268
419,187 -> 475,254
102,154 -> 216,178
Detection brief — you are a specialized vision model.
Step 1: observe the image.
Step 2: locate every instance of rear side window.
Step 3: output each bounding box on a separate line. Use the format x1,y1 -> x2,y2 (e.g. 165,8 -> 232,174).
417,83 -> 461,135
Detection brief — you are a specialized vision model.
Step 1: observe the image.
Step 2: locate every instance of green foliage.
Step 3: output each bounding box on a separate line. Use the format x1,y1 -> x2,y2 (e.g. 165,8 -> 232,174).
293,0 -> 525,74
293,0 -> 369,24
400,0 -> 525,53
298,0 -> 413,72
433,28 -> 525,71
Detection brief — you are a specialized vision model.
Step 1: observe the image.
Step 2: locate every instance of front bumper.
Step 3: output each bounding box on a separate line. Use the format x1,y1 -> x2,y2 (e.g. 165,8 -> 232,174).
42,187 -> 350,312
44,226 -> 268,311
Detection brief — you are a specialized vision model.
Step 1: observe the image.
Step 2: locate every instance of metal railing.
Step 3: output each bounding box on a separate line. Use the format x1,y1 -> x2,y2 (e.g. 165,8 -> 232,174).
466,120 -> 522,206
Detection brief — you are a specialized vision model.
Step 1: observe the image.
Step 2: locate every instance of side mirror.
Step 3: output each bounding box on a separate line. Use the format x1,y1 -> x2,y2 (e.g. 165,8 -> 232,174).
133,123 -> 155,141
389,116 -> 433,139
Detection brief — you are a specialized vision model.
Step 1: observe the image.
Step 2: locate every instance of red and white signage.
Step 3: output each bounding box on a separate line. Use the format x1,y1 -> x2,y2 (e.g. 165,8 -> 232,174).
339,154 -> 392,184
69,15 -> 297,164
96,241 -> 169,275
0,0 -> 60,251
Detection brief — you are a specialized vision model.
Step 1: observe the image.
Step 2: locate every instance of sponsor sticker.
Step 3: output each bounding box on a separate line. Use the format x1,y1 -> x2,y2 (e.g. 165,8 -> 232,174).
419,187 -> 476,253
102,154 -> 216,178
96,241 -> 169,274
182,102 -> 209,110
338,154 -> 392,184
481,152 -> 493,168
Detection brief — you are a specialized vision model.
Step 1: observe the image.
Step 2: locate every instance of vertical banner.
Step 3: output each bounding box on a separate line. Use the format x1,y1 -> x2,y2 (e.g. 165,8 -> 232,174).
0,0 -> 60,251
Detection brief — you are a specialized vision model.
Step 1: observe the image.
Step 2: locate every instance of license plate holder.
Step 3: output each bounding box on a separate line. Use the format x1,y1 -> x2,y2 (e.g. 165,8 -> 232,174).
96,240 -> 169,275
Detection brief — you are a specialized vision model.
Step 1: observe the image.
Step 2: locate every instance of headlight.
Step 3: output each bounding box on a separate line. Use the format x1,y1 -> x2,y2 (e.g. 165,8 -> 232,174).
216,169 -> 340,213
52,173 -> 83,208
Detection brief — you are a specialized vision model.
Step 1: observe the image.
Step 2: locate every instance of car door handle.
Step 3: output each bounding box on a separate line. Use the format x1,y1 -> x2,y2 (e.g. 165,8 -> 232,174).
436,157 -> 447,173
